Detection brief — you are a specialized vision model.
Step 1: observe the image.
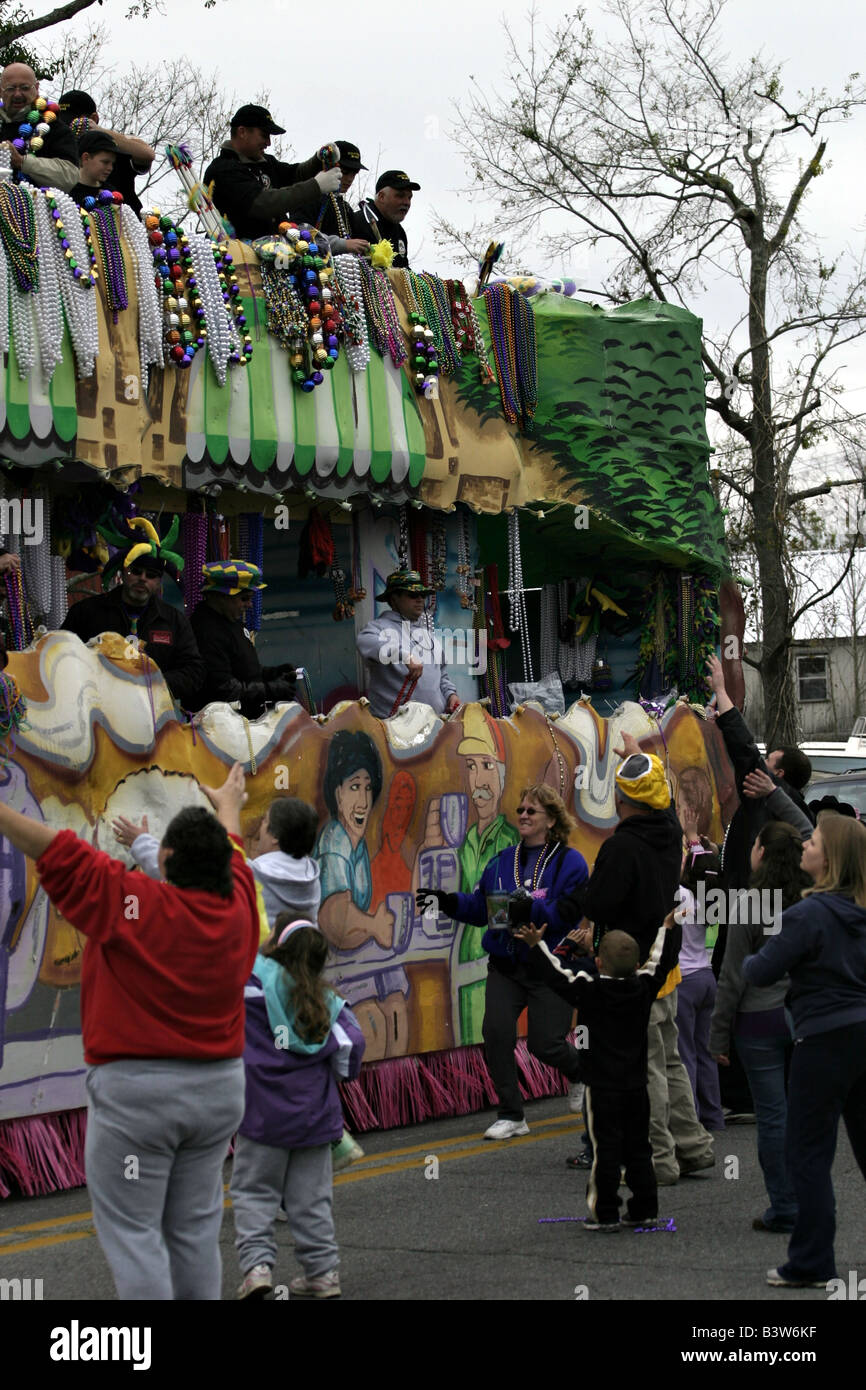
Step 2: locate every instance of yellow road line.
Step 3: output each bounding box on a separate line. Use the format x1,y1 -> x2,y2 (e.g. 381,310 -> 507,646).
0,1117 -> 585,1254
0,1229 -> 95,1256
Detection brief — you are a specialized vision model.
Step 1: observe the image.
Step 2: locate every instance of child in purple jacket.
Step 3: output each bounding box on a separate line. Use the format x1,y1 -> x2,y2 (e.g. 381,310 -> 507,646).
231,917 -> 365,1300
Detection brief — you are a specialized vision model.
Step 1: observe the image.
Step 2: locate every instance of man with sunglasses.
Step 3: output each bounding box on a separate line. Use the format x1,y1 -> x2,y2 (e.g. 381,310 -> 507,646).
62,549 -> 204,710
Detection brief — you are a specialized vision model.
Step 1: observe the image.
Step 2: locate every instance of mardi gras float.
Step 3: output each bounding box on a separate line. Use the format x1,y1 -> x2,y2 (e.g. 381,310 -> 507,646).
0,162 -> 744,1195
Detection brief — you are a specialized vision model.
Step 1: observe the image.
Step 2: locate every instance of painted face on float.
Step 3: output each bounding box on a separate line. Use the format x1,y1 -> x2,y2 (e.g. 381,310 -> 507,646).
336,768 -> 373,845
464,755 -> 502,810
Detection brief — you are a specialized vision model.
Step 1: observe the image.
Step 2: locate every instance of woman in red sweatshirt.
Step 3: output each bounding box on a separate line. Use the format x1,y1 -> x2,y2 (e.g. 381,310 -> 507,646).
0,762 -> 260,1300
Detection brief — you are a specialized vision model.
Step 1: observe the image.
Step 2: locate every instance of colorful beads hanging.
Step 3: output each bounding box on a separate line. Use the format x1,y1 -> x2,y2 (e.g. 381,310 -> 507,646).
237,512 -> 264,631
358,261 -> 407,368
0,183 -> 39,293
180,510 -> 207,612
347,509 -> 366,605
507,510 -> 533,682
0,670 -> 28,760
456,511 -> 476,611
449,280 -> 495,383
481,282 -> 538,430
257,222 -> 341,390
3,568 -> 34,650
2,95 -> 60,165
145,211 -> 206,368
213,241 -> 252,365
85,191 -> 128,322
635,570 -> 719,705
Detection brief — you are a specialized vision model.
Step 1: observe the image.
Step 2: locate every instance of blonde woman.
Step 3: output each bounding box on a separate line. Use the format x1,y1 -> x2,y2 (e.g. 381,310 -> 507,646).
742,813 -> 866,1289
418,784 -> 588,1139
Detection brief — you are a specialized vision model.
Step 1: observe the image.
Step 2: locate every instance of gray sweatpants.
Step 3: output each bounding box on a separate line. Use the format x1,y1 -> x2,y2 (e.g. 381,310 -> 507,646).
84,1057 -> 245,1300
230,1133 -> 338,1279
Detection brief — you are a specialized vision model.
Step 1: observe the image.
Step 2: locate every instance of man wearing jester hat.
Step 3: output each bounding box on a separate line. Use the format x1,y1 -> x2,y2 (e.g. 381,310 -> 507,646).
62,515 -> 205,709
191,561 -> 297,719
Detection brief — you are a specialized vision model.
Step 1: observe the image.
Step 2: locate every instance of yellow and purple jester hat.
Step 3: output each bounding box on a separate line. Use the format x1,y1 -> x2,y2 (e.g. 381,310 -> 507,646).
96,514 -> 185,587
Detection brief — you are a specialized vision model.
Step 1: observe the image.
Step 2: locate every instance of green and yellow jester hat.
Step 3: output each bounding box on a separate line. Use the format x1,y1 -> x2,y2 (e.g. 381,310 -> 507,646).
96,514 -> 185,588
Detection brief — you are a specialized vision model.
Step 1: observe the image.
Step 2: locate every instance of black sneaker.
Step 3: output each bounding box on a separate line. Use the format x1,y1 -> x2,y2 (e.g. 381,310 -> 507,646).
566,1150 -> 593,1170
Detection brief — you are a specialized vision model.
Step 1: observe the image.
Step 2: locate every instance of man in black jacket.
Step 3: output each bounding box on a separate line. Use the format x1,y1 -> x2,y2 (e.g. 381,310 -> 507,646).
190,561 -> 295,720
559,733 -> 714,1183
0,63 -> 79,191
62,555 -> 205,710
204,105 -> 342,239
358,170 -> 420,268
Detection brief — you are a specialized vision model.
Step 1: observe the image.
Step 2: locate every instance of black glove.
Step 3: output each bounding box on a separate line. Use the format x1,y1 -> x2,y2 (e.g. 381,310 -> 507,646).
416,889 -> 458,918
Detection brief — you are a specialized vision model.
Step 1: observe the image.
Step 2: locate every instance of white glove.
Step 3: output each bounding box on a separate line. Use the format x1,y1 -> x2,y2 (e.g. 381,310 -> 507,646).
315,166 -> 341,194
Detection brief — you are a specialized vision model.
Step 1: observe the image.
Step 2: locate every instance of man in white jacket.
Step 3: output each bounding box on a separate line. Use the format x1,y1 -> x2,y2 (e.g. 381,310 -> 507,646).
356,569 -> 459,719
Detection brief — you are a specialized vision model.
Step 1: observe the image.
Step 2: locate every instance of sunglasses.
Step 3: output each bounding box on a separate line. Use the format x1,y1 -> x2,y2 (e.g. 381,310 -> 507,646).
127,565 -> 161,579
516,806 -> 539,816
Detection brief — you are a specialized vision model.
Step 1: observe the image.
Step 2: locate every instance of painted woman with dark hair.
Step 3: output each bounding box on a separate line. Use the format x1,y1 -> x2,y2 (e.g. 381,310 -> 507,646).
315,730 -> 394,951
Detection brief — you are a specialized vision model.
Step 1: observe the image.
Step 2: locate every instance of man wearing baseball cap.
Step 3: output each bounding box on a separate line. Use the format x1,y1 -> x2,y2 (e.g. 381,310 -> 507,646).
204,106 -> 343,240
358,170 -> 420,269
316,139 -> 372,256
356,568 -> 459,718
191,561 -> 297,719
58,90 -> 155,215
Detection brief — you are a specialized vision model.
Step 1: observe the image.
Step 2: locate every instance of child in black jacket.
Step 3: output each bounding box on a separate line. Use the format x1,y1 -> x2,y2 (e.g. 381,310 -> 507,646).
516,917 -> 679,1230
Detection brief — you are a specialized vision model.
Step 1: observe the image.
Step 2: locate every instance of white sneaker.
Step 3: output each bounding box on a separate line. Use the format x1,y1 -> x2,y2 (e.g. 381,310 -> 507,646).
237,1264 -> 272,1299
484,1118 -> 530,1140
567,1081 -> 585,1114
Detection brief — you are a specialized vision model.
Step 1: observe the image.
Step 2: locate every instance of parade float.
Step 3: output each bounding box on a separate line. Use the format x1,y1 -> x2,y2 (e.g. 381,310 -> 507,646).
0,163 -> 742,1195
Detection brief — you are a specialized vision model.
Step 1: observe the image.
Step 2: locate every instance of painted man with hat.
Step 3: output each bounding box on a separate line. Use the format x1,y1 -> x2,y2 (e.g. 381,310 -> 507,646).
191,561 -> 296,720
356,569 -> 459,719
58,90 -> 155,216
62,515 -> 205,708
315,140 -> 372,256
358,170 -> 420,268
204,106 -> 343,240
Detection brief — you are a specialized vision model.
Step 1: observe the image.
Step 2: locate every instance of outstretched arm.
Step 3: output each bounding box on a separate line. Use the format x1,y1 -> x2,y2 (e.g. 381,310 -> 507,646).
0,802 -> 59,861
200,762 -> 248,840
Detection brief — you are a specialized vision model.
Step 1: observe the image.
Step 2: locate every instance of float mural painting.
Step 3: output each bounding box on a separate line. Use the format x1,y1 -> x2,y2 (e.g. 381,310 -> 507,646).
0,631 -> 736,1191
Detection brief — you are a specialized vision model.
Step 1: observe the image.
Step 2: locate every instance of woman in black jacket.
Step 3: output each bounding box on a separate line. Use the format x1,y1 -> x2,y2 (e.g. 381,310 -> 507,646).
742,813 -> 866,1289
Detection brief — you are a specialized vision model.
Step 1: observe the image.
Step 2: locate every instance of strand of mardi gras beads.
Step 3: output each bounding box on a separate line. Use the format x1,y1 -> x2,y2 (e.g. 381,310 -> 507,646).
512,289 -> 538,427
0,182 -> 39,292
333,253 -> 370,372
418,272 -> 461,373
86,193 -> 128,322
371,267 -> 407,367
449,280 -> 495,383
0,670 -> 28,757
3,567 -> 34,649
35,189 -> 99,376
483,283 -> 520,424
399,270 -> 438,396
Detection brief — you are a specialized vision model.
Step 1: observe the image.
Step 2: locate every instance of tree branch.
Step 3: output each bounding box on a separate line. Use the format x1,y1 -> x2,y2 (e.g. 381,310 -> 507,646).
1,0 -> 98,41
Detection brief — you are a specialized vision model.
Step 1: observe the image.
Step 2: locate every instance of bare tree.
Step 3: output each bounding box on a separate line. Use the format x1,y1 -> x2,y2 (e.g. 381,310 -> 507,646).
443,0 -> 866,743
41,24 -> 284,224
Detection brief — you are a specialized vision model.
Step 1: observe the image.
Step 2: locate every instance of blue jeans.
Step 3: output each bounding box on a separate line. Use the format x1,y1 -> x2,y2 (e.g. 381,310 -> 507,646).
734,1026 -> 797,1226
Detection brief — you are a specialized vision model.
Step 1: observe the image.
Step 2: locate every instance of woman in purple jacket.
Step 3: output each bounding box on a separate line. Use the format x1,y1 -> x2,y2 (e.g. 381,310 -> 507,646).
418,783 -> 589,1141
230,917 -> 365,1300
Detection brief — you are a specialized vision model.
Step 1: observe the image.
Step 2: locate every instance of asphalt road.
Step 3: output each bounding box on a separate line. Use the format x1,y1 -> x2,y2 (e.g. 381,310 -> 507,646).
2,1094 -> 863,1314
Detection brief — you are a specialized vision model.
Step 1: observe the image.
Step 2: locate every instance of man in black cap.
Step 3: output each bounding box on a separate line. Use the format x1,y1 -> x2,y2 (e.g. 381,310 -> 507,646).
66,128 -> 119,206
62,525 -> 204,710
204,106 -> 342,240
358,170 -> 420,269
58,90 -> 155,216
316,140 -> 371,255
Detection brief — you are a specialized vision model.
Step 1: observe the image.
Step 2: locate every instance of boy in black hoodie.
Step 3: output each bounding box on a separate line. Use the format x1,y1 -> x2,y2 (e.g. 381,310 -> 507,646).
517,918 -> 679,1229
558,734 -> 714,1181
